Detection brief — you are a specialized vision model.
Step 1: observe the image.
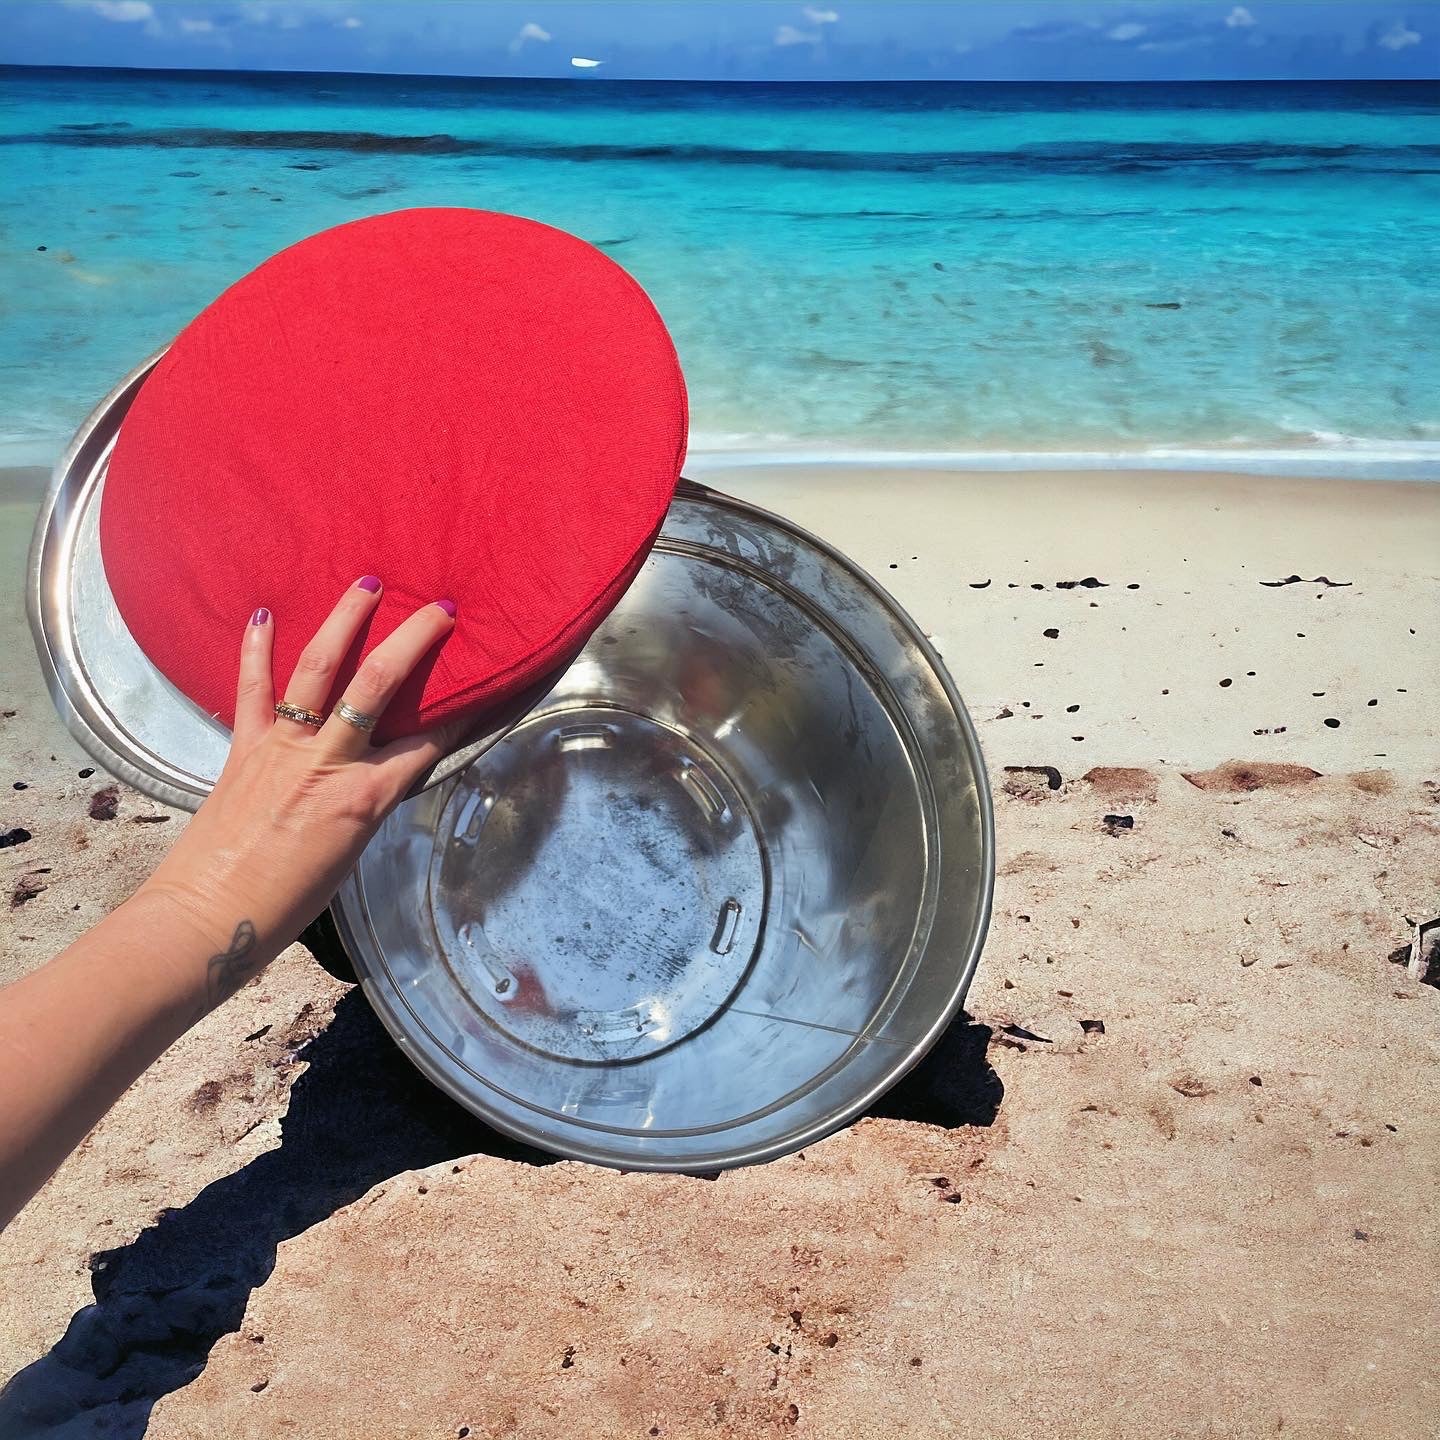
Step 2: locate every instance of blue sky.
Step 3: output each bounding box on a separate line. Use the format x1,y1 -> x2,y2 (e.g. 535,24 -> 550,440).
1,1 -> 1435,80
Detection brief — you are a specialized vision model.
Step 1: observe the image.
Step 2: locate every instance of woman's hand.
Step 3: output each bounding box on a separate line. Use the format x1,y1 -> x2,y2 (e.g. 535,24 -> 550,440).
0,577 -> 459,1227
143,576 -> 458,1008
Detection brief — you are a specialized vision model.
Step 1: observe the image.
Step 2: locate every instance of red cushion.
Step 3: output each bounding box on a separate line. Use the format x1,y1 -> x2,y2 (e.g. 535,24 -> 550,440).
100,207 -> 687,742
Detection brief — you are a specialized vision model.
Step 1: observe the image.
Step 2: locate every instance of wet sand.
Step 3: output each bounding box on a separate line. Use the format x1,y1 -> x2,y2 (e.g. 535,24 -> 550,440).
1,463 -> 1437,1436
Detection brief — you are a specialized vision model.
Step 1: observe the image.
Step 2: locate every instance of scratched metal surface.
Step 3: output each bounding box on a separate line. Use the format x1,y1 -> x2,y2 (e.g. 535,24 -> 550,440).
336,485 -> 994,1171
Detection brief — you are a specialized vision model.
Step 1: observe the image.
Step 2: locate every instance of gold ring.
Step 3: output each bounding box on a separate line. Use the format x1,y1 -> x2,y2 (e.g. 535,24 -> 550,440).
274,701 -> 324,728
334,700 -> 379,734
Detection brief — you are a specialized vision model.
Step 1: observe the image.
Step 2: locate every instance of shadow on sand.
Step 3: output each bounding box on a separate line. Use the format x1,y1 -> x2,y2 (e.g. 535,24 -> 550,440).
0,993 -> 1000,1437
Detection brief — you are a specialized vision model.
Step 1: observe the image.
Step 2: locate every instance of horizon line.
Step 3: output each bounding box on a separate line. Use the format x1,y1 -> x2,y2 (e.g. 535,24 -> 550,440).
0,61 -> 1427,85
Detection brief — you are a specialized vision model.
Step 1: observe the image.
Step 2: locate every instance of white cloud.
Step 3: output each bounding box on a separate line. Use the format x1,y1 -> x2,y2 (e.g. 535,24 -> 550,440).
341,15 -> 361,27
1108,22 -> 1146,41
178,16 -> 215,32
1225,6 -> 1256,27
1377,20 -> 1421,50
81,0 -> 154,20
802,5 -> 839,22
570,56 -> 602,68
508,21 -> 552,54
775,24 -> 819,46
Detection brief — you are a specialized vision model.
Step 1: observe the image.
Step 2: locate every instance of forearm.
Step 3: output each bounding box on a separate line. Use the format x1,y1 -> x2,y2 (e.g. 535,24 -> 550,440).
0,884 -> 277,1230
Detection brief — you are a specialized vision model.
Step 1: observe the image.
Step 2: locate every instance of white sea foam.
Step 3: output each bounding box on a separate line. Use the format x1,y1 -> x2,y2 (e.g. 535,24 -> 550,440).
684,436 -> 1440,482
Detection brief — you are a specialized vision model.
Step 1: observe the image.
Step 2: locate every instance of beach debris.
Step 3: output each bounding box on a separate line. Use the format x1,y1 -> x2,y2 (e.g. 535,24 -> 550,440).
1055,577 -> 1107,589
132,814 -> 171,824
1101,814 -> 1134,835
1169,1073 -> 1216,1099
0,828 -> 33,850
11,871 -> 49,908
998,1023 -> 1051,1048
1260,575 -> 1351,588
1182,761 -> 1320,792
968,579 -> 991,589
1252,726 -> 1287,735
994,706 -> 1015,720
1390,917 -> 1440,989
88,785 -> 120,820
1080,1019 -> 1106,1035
1145,301 -> 1183,309
1002,765 -> 1062,798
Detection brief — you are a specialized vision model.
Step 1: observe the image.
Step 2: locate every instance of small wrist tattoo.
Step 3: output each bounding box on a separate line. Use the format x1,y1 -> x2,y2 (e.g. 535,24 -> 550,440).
204,919 -> 259,1011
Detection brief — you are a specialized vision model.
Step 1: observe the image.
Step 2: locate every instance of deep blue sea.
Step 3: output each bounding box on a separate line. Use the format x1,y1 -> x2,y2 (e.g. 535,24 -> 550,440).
2,67 -> 1438,474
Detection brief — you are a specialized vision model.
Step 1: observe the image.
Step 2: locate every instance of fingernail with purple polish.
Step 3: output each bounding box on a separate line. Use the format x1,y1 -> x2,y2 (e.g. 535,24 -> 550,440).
356,575 -> 382,593
250,607 -> 270,626
436,599 -> 458,618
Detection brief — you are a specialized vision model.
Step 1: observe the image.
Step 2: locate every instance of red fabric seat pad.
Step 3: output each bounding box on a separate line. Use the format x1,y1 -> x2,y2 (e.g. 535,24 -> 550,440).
100,207 -> 687,742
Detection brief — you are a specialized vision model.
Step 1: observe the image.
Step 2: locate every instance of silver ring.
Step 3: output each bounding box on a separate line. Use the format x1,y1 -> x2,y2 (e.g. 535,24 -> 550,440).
334,700 -> 379,734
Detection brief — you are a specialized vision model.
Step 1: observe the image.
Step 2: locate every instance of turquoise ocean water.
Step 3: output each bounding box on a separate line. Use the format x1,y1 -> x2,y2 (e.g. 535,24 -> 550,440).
1,67 -> 1437,475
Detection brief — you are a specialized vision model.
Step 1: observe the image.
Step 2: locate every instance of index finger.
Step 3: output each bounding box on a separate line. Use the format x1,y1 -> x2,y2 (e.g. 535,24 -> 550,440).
316,599 -> 456,756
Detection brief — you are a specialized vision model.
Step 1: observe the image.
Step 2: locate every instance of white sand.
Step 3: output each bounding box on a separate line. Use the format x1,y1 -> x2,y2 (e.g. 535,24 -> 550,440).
1,464 -> 1437,1436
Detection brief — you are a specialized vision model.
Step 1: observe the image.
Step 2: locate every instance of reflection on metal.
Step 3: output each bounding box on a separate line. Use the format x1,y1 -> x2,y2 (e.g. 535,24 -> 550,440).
334,481 -> 995,1171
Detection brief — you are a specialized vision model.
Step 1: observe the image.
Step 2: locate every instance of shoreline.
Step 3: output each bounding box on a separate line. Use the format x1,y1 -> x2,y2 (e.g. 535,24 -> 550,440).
6,440 -> 1440,483
685,443 -> 1440,483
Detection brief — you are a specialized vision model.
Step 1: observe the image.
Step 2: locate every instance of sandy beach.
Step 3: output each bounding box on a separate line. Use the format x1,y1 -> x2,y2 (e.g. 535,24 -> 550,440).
1,462 -> 1437,1437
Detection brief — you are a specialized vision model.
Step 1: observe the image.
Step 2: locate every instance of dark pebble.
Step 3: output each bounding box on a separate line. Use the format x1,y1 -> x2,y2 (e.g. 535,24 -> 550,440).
78,767 -> 95,778
0,828 -> 33,849
13,782 -> 27,790
1043,627 -> 1060,638
1102,814 -> 1133,834
88,786 -> 120,821
1080,1019 -> 1106,1034
1324,718 -> 1340,729
1219,678 -> 1232,687
36,245 -> 47,252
